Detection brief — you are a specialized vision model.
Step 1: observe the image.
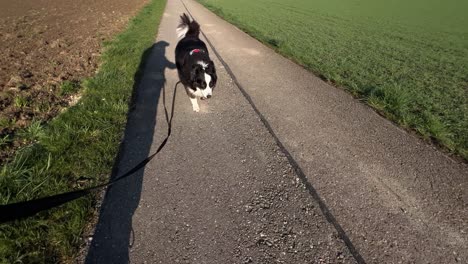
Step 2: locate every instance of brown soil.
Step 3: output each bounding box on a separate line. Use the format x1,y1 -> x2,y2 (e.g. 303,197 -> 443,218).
0,0 -> 148,163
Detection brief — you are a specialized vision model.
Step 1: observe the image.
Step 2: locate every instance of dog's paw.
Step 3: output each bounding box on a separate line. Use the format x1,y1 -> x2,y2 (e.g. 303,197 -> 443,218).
192,105 -> 200,112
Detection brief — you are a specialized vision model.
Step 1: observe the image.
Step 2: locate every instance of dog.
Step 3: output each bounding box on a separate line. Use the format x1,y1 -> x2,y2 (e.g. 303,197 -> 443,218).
175,13 -> 217,112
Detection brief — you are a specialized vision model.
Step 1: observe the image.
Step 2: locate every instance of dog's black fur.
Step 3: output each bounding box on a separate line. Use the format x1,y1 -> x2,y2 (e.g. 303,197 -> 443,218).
175,13 -> 217,103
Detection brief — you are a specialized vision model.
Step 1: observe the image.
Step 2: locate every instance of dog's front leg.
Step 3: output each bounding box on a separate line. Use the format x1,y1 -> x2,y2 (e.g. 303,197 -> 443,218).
185,87 -> 200,112
190,97 -> 200,112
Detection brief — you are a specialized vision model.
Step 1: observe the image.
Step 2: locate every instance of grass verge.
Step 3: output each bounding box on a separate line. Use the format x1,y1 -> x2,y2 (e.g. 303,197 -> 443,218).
198,0 -> 468,159
0,0 -> 166,262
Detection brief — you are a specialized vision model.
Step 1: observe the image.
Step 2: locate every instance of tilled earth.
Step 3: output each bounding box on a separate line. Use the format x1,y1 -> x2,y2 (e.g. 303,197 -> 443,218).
0,0 -> 148,162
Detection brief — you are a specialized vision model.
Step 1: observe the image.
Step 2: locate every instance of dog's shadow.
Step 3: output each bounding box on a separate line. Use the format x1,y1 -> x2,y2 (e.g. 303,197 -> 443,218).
85,41 -> 175,263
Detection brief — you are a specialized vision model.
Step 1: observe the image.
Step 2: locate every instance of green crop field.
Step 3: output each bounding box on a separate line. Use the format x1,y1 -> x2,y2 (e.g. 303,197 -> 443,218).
199,0 -> 468,159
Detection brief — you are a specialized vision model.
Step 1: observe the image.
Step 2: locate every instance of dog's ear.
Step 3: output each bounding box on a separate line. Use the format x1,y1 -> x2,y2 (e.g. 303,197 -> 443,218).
190,64 -> 203,87
206,60 -> 216,74
190,64 -> 202,80
206,61 -> 217,87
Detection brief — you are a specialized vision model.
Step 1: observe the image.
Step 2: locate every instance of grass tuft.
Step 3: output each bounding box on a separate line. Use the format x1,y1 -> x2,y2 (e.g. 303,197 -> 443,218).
14,96 -> 29,109
0,0 -> 167,262
0,135 -> 11,149
59,81 -> 81,96
17,120 -> 45,142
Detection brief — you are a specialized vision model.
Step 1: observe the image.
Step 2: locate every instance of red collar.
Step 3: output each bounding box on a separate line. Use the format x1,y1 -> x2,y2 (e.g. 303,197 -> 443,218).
189,49 -> 204,55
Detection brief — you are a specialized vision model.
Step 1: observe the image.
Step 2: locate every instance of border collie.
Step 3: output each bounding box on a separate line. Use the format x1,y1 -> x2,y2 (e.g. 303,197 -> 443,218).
175,13 -> 217,112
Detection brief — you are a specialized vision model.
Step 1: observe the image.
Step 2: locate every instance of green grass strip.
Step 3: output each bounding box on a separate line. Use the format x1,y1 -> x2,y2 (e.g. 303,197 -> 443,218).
198,0 -> 468,159
0,0 -> 167,262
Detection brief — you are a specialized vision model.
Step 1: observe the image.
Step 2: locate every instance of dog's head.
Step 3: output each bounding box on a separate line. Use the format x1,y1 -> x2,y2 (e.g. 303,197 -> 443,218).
190,60 -> 217,99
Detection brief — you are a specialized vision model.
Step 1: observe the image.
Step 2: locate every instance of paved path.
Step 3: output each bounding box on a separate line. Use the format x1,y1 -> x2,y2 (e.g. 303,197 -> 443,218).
86,0 -> 468,263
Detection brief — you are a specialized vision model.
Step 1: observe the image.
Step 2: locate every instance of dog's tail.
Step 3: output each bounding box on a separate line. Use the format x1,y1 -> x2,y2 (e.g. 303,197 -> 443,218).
177,13 -> 200,39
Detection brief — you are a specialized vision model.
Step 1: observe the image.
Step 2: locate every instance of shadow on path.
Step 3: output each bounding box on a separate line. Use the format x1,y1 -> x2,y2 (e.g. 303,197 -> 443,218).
85,41 -> 175,264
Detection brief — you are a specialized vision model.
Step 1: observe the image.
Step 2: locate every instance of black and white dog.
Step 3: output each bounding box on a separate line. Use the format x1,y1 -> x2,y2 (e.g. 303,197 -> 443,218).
175,13 -> 217,112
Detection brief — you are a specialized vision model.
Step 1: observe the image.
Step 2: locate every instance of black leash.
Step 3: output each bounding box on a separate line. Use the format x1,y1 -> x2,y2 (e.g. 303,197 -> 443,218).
0,81 -> 180,223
